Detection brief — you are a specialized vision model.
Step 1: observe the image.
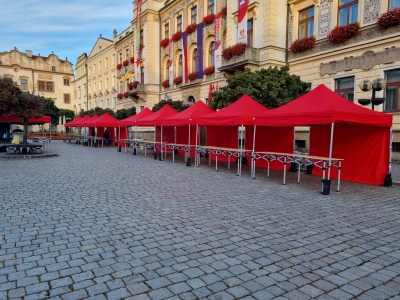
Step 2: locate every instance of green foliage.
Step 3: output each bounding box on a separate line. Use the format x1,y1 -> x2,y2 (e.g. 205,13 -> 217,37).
39,96 -> 59,125
78,107 -> 117,118
210,67 -> 311,110
59,109 -> 75,120
152,100 -> 186,112
115,107 -> 137,120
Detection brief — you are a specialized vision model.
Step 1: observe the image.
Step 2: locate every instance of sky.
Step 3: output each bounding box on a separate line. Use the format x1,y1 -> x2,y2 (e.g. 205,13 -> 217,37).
0,0 -> 133,72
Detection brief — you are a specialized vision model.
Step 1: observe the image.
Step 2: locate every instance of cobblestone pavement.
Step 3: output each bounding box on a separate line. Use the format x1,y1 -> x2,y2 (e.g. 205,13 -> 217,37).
392,160 -> 400,183
1,141 -> 400,300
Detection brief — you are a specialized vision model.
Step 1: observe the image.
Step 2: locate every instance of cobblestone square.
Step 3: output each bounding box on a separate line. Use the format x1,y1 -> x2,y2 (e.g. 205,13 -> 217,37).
0,141 -> 399,300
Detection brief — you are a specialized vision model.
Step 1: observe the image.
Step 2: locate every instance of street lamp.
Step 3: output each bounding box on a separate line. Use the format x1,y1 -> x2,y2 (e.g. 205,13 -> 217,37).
358,78 -> 386,110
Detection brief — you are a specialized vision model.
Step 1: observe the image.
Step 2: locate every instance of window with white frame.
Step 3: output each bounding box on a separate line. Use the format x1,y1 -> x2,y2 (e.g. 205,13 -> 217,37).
335,76 -> 355,102
338,0 -> 358,26
385,69 -> 400,111
299,7 -> 314,39
390,0 -> 400,9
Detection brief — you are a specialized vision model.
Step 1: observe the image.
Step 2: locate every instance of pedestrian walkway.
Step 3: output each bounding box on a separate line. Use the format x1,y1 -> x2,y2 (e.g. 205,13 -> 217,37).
0,141 -> 399,300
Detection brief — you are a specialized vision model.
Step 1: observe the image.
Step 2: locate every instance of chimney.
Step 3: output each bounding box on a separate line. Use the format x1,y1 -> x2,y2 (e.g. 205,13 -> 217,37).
26,50 -> 32,57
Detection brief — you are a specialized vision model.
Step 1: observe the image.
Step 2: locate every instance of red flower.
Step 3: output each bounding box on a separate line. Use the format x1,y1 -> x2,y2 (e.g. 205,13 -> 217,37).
221,43 -> 247,59
188,71 -> 198,81
327,22 -> 360,44
173,76 -> 183,84
123,92 -> 129,98
377,8 -> 400,29
130,57 -> 135,63
203,66 -> 215,75
128,82 -> 138,90
140,43 -> 145,49
186,23 -> 197,34
123,60 -> 129,66
172,31 -> 182,42
162,80 -> 170,88
160,38 -> 169,48
203,14 -> 215,25
220,7 -> 227,16
290,36 -> 316,53
117,93 -> 123,99
117,64 -> 122,70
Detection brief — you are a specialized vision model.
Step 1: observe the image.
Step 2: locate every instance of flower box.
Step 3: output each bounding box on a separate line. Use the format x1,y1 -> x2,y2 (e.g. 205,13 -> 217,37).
172,31 -> 182,42
221,43 -> 247,60
203,66 -> 215,75
128,82 -> 138,90
290,36 -> 316,53
162,80 -> 170,88
173,76 -> 183,85
117,93 -> 123,99
377,8 -> 400,29
203,14 -> 215,25
160,38 -> 169,48
327,22 -> 360,44
188,71 -> 198,81
186,23 -> 197,34
123,60 -> 129,66
123,92 -> 129,98
117,64 -> 122,70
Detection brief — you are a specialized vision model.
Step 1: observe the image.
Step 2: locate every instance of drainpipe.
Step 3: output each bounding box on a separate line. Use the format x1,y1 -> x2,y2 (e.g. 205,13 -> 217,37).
285,1 -> 290,66
85,63 -> 89,112
31,69 -> 35,93
159,13 -> 162,104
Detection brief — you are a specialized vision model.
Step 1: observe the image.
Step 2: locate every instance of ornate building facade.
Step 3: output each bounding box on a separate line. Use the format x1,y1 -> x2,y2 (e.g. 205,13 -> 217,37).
0,48 -> 74,110
72,53 -> 88,114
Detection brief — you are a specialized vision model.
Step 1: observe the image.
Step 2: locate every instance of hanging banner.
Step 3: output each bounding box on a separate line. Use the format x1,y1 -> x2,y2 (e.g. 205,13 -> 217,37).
197,23 -> 204,78
214,12 -> 222,72
168,38 -> 174,86
238,0 -> 248,44
135,0 -> 142,83
182,32 -> 188,83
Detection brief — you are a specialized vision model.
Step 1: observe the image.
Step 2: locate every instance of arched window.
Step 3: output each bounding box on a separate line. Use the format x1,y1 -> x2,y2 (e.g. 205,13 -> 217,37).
165,61 -> 169,81
192,49 -> 197,72
178,55 -> 183,76
209,42 -> 215,67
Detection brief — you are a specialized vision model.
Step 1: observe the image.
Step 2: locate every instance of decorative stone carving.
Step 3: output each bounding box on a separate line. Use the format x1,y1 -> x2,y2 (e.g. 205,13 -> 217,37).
317,0 -> 332,40
289,24 -> 400,60
38,74 -> 52,80
161,0 -> 195,22
363,0 -> 380,26
183,89 -> 200,100
288,14 -> 293,46
320,47 -> 400,75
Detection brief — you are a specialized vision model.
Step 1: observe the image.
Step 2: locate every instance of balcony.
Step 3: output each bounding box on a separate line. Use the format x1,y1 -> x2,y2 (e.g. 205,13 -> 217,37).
128,84 -> 147,103
219,47 -> 260,73
116,64 -> 135,78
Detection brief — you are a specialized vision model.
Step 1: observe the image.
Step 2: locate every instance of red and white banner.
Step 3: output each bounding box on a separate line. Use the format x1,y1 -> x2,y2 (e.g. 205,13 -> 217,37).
135,0 -> 142,83
168,38 -> 174,86
214,12 -> 222,72
238,0 -> 248,44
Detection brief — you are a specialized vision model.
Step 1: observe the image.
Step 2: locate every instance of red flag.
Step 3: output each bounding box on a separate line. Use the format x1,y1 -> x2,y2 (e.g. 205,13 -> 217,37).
208,83 -> 215,100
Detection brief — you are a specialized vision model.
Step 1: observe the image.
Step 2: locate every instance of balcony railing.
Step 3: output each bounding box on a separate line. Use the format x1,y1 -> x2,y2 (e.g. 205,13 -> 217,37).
220,47 -> 260,71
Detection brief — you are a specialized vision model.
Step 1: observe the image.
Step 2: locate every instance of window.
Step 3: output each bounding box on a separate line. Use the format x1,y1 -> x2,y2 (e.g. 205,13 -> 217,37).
99,61 -> 102,72
113,75 -> 116,87
165,23 -> 169,39
100,100 -> 103,108
247,19 -> 254,46
106,78 -> 109,89
335,76 -> 354,102
393,142 -> 400,152
99,46 -> 102,52
20,79 -> 28,90
141,67 -> 145,84
105,58 -> 108,69
64,79 -> 70,86
126,49 -> 129,60
178,55 -> 183,76
385,69 -> 400,111
390,0 -> 400,8
112,54 -> 115,65
209,42 -> 215,67
191,6 -> 197,24
192,48 -> 197,72
79,88 -> 81,98
99,81 -> 102,91
299,6 -> 314,39
119,53 -> 123,64
208,0 -> 214,14
113,97 -> 117,108
295,140 -> 306,149
88,67 -> 91,76
338,0 -> 358,26
93,64 -> 96,74
94,101 -> 97,107
52,66 -> 56,72
46,82 -> 54,92
64,94 -> 71,104
177,15 -> 182,32
106,99 -> 109,108
140,30 -> 144,45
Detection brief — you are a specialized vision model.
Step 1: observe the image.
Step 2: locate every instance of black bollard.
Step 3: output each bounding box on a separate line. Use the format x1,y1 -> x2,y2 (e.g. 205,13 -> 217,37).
133,147 -> 137,155
306,164 -> 313,174
117,145 -> 121,152
94,141 -> 98,148
153,151 -> 157,160
158,152 -> 163,161
384,173 -> 392,187
186,157 -> 191,167
321,179 -> 331,195
289,162 -> 298,172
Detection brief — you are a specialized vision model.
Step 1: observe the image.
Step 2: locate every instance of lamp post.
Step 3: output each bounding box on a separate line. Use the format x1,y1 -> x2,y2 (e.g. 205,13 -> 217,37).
358,78 -> 386,110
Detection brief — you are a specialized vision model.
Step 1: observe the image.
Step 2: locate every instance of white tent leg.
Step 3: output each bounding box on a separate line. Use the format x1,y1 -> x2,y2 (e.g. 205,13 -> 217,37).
195,125 -> 198,167
252,125 -> 256,179
389,126 -> 393,175
327,123 -> 334,180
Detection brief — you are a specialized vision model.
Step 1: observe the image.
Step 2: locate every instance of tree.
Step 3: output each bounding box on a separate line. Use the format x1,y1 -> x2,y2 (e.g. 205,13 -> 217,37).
115,107 -> 136,120
0,77 -> 43,151
39,97 -> 59,126
210,66 -> 311,110
152,100 -> 186,112
59,109 -> 75,120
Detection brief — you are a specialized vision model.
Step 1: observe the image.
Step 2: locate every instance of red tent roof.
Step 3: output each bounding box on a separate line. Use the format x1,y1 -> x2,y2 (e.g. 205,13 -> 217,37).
119,108 -> 154,126
162,101 -> 215,126
254,84 -> 393,127
84,115 -> 100,127
197,94 -> 270,126
73,115 -> 92,127
136,105 -> 178,126
93,113 -> 119,127
64,116 -> 82,127
0,116 -> 51,124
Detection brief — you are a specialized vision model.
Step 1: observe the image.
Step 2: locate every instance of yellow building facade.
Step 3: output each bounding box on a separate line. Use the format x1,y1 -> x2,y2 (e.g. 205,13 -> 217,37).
72,53 -> 88,115
0,48 -> 74,110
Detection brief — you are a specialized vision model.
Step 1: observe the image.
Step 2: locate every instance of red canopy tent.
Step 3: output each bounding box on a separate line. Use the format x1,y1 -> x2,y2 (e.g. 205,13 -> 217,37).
254,84 -> 393,185
119,108 -> 154,144
196,95 -> 294,168
91,113 -> 120,145
73,115 -> 92,127
64,116 -> 82,128
162,101 -> 215,160
84,115 -> 100,127
0,116 -> 51,124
